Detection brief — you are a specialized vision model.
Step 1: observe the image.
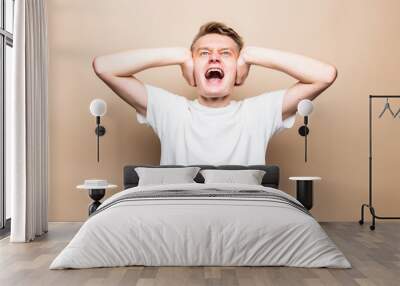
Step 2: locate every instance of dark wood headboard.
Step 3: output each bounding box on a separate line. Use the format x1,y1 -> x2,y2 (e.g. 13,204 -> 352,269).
123,165 -> 280,189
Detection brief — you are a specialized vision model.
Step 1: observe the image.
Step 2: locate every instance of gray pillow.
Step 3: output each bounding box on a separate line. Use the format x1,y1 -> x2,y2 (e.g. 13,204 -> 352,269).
200,169 -> 266,185
135,167 -> 201,186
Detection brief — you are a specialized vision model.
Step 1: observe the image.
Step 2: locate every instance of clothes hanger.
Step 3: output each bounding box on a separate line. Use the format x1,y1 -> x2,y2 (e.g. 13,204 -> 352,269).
393,105 -> 400,118
378,97 -> 395,118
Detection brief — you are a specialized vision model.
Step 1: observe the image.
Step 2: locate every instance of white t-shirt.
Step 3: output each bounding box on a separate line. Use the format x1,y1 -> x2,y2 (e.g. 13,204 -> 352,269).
137,84 -> 296,165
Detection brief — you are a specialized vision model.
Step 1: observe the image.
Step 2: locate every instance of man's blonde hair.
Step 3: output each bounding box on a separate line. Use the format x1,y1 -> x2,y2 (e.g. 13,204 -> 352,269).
190,21 -> 244,52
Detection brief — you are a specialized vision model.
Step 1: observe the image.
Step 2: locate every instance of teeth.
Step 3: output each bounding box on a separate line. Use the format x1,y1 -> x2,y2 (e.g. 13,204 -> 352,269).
207,68 -> 223,73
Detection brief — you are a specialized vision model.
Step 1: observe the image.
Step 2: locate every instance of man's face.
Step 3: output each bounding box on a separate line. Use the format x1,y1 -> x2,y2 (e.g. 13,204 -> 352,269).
192,34 -> 239,98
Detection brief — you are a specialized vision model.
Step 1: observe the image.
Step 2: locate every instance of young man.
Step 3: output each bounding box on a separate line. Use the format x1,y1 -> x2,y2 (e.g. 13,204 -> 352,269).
92,22 -> 337,165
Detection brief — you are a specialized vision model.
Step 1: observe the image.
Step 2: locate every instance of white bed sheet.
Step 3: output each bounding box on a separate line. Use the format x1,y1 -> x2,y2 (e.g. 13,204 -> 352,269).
50,183 -> 351,269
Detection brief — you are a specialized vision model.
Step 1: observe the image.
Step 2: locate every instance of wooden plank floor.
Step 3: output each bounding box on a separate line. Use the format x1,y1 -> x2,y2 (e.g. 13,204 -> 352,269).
0,222 -> 399,286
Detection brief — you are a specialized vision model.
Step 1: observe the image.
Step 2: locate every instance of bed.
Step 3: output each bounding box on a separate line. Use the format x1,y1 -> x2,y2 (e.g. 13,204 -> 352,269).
49,164 -> 351,269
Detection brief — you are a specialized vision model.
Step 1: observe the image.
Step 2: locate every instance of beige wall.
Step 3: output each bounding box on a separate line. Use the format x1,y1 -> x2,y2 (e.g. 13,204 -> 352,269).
47,0 -> 400,221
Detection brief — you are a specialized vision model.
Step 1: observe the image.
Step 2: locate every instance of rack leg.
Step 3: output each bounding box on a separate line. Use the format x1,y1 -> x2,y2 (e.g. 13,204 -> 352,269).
359,204 -> 367,225
359,203 -> 400,230
359,204 -> 377,230
369,206 -> 376,231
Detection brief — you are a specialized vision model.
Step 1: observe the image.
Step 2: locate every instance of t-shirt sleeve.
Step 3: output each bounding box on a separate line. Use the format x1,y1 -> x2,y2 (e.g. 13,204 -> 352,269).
245,89 -> 296,136
136,84 -> 186,138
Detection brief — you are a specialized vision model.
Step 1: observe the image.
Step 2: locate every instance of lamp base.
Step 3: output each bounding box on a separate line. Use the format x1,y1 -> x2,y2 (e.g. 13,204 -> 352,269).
95,126 -> 106,136
298,126 -> 309,136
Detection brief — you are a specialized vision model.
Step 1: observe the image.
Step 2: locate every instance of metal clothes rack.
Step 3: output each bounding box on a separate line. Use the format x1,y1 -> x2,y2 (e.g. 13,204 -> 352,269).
359,95 -> 400,230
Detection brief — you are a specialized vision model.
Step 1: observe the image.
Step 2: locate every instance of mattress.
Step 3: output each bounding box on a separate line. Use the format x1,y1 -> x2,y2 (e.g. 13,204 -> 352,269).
50,183 -> 351,269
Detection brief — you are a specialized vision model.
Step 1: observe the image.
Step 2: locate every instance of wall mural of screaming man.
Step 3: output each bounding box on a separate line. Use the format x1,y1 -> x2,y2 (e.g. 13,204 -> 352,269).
92,21 -> 337,165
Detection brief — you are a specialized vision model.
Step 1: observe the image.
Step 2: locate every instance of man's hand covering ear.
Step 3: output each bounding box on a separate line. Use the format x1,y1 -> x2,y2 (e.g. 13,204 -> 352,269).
235,47 -> 251,86
181,50 -> 196,87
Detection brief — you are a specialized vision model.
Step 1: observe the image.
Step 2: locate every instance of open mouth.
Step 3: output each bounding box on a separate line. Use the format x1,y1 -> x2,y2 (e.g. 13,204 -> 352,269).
205,67 -> 224,81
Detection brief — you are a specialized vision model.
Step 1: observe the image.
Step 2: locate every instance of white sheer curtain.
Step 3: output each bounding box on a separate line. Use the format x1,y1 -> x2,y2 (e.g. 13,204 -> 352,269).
7,0 -> 49,242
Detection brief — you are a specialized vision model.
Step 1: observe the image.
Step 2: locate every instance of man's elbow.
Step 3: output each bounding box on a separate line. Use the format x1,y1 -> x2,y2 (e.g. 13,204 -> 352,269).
92,56 -> 107,77
323,65 -> 338,85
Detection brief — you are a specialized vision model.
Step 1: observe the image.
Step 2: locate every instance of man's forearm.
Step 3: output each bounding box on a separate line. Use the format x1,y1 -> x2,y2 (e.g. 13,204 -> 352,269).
243,46 -> 337,84
93,47 -> 191,76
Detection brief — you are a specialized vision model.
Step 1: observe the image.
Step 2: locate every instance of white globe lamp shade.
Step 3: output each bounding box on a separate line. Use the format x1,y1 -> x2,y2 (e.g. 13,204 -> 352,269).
297,99 -> 314,116
90,99 -> 107,117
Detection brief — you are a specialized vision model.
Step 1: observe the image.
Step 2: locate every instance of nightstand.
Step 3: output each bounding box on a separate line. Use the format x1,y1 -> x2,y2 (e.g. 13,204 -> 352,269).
289,176 -> 321,210
77,180 -> 117,215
